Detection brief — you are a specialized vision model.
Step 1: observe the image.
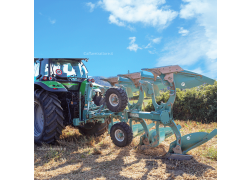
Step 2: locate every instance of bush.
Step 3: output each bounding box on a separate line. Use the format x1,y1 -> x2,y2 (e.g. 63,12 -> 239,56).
145,81 -> 217,123
130,92 -> 151,100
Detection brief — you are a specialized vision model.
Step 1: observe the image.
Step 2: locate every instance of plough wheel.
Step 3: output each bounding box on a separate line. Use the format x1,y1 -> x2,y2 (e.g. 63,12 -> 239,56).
105,88 -> 128,112
110,122 -> 133,147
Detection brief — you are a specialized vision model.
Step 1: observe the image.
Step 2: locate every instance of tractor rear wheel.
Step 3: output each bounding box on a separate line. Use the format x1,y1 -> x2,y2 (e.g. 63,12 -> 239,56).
78,119 -> 109,136
34,89 -> 64,145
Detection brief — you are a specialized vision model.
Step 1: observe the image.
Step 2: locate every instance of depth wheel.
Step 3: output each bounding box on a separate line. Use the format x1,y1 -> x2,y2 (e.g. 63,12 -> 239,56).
110,122 -> 133,147
105,88 -> 128,112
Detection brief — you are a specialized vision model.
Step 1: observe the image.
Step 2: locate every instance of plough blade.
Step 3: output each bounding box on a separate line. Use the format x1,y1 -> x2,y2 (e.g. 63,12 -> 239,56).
140,125 -> 181,148
103,66 -> 215,99
168,129 -> 217,154
132,123 -> 155,137
142,66 -> 215,89
172,70 -> 215,89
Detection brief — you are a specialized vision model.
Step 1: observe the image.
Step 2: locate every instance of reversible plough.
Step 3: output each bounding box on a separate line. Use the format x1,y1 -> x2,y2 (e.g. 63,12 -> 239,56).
99,65 -> 217,158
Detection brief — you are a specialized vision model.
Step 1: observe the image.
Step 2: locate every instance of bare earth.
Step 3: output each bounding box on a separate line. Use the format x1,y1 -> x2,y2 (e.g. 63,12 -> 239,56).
34,120 -> 217,180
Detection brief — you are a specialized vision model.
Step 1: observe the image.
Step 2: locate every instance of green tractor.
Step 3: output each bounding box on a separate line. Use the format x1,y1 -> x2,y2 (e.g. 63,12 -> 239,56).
34,58 -> 125,145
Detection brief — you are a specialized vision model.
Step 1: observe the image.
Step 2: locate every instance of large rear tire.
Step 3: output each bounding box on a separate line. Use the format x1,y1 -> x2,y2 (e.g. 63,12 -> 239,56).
34,89 -> 64,145
78,119 -> 109,136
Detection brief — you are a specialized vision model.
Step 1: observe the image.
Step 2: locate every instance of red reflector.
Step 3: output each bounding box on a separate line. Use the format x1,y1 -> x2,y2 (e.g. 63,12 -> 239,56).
87,79 -> 90,82
53,88 -> 57,90
49,77 -> 53,80
91,79 -> 95,82
43,76 -> 47,81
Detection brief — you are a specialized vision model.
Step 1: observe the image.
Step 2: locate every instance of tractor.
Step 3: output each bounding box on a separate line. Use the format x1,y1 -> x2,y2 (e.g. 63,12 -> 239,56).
34,58 -> 115,145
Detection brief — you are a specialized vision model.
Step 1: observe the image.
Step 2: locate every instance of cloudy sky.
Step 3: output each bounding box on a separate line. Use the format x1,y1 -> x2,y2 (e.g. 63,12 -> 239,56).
35,0 -> 217,79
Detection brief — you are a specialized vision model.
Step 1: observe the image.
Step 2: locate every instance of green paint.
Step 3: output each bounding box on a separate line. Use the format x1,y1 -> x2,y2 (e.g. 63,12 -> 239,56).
80,80 -> 87,95
62,83 -> 78,86
41,81 -> 65,88
61,82 -> 79,90
93,85 -> 100,89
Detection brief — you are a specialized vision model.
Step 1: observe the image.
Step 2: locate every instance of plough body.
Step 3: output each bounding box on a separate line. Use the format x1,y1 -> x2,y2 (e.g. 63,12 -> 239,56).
99,65 -> 217,155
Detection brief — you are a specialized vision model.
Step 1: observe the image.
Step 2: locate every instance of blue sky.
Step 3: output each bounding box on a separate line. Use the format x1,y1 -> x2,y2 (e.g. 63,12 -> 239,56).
34,0 -> 217,79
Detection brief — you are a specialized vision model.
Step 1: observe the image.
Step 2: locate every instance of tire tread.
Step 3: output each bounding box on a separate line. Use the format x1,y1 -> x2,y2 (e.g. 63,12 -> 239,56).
34,89 -> 64,145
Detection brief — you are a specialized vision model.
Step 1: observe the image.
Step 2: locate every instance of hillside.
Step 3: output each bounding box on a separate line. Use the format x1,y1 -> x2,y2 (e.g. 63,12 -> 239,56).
90,76 -> 111,87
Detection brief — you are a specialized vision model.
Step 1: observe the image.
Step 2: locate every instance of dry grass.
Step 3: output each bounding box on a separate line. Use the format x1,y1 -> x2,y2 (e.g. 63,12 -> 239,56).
34,120 -> 217,180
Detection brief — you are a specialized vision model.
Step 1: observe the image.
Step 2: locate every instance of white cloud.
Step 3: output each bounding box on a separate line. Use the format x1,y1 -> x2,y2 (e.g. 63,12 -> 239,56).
49,18 -> 56,24
127,37 -> 142,52
156,26 -> 217,78
156,0 -> 217,79
144,37 -> 162,49
152,37 -> 162,44
157,28 -> 208,66
148,49 -> 157,54
86,2 -> 95,12
190,67 -> 203,74
38,13 -> 56,24
109,15 -> 125,26
127,25 -> 136,31
145,43 -> 152,49
98,0 -> 178,30
178,27 -> 189,36
180,0 -> 217,59
180,0 -> 210,19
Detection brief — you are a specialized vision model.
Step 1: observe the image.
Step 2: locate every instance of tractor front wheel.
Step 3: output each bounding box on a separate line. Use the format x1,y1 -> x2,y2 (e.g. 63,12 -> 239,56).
34,89 -> 64,145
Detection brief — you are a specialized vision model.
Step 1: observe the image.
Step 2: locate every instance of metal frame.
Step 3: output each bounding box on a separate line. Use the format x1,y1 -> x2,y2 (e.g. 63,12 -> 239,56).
73,65 -> 217,155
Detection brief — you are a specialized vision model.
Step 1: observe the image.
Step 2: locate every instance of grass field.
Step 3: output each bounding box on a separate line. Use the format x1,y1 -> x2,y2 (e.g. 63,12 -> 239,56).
34,120 -> 217,180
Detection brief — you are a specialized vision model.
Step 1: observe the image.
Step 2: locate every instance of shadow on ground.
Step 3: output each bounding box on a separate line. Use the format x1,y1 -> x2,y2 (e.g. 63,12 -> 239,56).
34,130 -> 216,180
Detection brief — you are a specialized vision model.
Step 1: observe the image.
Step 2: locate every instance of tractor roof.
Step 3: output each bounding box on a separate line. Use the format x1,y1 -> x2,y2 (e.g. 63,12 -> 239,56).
34,58 -> 89,62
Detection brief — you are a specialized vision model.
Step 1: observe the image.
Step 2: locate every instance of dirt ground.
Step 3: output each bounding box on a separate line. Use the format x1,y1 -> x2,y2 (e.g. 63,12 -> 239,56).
34,120 -> 217,180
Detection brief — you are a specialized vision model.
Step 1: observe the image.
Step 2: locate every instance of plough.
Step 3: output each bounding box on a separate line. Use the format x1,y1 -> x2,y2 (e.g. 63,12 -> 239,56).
101,65 -> 217,157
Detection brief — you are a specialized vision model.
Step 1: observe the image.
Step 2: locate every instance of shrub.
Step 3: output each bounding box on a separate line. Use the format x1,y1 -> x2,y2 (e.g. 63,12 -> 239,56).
145,81 -> 217,123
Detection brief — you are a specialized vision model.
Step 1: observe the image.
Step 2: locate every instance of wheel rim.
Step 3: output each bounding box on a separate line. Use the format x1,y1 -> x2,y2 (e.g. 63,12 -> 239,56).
109,93 -> 119,107
34,101 -> 44,137
114,129 -> 125,142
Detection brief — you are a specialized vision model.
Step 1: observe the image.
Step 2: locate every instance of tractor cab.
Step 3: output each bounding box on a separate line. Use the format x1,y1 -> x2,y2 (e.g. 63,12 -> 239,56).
34,58 -> 88,80
50,58 -> 88,79
34,58 -> 90,91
